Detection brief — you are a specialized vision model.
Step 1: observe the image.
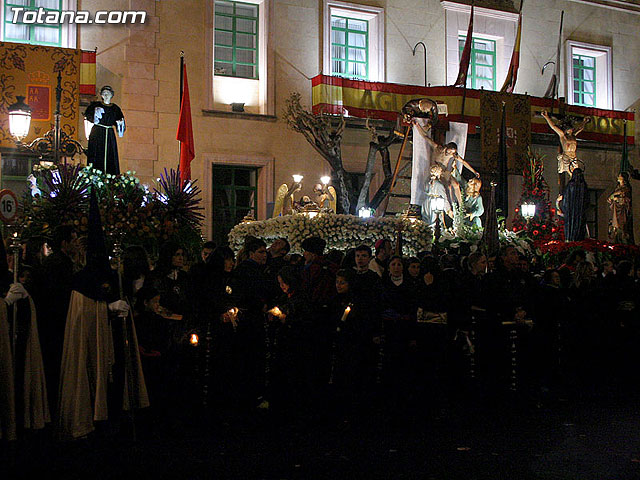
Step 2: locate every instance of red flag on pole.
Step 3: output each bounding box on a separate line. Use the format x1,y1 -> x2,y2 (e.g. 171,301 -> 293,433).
500,13 -> 522,93
177,63 -> 194,185
452,3 -> 474,87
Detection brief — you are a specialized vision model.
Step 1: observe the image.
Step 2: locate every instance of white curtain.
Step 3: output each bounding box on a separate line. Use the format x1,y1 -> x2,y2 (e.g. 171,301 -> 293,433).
445,122 -> 469,172
410,118 -> 431,207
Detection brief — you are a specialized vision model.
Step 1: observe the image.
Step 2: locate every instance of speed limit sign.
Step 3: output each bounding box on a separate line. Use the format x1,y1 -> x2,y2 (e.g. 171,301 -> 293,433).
0,189 -> 18,224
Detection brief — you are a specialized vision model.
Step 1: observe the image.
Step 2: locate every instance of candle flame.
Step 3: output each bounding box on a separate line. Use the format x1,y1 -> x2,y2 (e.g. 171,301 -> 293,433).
228,307 -> 238,315
344,306 -> 351,314
269,306 -> 283,317
190,333 -> 199,346
225,285 -> 232,295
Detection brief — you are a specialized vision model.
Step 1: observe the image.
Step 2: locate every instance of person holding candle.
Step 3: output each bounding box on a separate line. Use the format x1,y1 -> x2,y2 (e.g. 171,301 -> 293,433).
268,266 -> 313,421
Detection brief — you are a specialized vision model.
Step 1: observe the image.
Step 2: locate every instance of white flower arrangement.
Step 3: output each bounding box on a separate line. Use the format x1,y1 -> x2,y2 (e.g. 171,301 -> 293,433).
228,213 -> 433,256
229,213 -> 534,257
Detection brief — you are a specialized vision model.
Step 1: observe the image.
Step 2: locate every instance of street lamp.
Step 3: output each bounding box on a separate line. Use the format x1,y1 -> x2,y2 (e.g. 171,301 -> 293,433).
8,96 -> 32,142
7,71 -> 84,165
358,206 -> 373,218
431,195 -> 445,244
521,203 -> 536,220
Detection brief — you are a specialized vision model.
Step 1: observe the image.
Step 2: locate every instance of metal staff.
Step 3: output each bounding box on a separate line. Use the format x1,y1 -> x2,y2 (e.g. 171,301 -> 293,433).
9,227 -> 21,369
113,238 -> 137,441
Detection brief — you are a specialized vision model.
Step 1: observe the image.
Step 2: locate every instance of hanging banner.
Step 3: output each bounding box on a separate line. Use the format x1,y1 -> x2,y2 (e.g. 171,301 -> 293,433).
480,91 -> 531,174
310,75 -> 635,145
0,41 -> 81,148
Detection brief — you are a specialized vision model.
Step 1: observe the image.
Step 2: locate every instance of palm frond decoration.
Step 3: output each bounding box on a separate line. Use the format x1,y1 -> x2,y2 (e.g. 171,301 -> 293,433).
154,168 -> 204,228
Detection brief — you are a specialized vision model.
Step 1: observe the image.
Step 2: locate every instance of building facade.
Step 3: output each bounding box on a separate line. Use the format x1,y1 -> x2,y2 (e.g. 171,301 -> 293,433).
1,0 -> 639,244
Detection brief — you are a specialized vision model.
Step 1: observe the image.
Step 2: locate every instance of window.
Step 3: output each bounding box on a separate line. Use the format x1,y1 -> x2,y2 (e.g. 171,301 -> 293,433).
458,36 -> 496,90
331,15 -> 368,80
323,1 -> 384,82
572,54 -> 596,107
2,0 -> 62,46
1,155 -> 35,199
211,166 -> 258,246
443,1 -> 519,88
567,41 -> 612,109
214,0 -> 258,79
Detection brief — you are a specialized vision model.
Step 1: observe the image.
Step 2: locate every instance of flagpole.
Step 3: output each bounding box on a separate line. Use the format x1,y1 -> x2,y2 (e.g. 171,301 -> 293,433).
179,51 -> 184,174
552,11 -> 563,115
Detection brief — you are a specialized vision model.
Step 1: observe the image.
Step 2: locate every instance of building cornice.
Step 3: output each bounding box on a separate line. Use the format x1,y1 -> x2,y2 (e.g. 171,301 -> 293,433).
441,1 -> 520,21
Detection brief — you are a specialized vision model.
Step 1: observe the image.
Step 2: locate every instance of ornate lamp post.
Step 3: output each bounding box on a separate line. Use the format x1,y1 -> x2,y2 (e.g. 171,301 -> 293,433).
7,71 -> 84,165
521,203 -> 536,221
431,195 -> 446,244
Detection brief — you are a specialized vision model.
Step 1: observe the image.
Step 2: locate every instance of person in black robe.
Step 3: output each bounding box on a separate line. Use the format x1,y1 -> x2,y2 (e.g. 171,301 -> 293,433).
559,168 -> 589,242
84,85 -> 125,175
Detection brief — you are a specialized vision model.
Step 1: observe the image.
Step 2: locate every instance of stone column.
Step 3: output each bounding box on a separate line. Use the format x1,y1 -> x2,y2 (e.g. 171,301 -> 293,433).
120,0 -> 159,185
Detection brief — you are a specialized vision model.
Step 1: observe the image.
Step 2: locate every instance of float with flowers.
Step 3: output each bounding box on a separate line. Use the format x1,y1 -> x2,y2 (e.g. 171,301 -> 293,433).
16,164 -> 204,257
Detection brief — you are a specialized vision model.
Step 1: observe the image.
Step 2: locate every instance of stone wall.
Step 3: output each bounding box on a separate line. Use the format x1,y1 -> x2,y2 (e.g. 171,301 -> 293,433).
74,0 -> 640,242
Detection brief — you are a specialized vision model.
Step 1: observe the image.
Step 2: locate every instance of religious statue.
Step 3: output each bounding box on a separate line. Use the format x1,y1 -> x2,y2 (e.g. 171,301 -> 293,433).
272,177 -> 303,217
464,177 -> 484,228
541,110 -> 590,177
422,164 -> 453,226
412,120 -> 480,206
557,167 -> 589,242
84,86 -> 126,175
401,97 -> 439,125
608,171 -> 633,244
313,183 -> 337,212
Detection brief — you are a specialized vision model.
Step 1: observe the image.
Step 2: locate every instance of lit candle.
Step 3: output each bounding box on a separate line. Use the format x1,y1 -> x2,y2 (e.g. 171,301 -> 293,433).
225,285 -> 232,295
269,306 -> 283,319
190,333 -> 199,346
341,305 -> 352,322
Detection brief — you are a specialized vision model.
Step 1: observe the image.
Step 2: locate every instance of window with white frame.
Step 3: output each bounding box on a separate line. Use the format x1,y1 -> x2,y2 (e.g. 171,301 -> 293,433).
442,1 -> 518,88
458,35 -> 496,90
323,1 -> 384,82
1,0 -> 76,47
567,41 -> 612,110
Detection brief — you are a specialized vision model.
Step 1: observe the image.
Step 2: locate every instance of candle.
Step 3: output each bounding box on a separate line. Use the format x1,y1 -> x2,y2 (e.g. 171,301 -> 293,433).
225,285 -> 232,295
340,305 -> 352,323
269,306 -> 283,319
190,333 -> 199,346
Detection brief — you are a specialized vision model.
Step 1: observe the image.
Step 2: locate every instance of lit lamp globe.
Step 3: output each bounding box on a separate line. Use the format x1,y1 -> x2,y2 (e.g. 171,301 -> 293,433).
8,96 -> 32,142
292,174 -> 303,183
320,175 -> 331,185
521,203 -> 536,219
358,207 -> 373,218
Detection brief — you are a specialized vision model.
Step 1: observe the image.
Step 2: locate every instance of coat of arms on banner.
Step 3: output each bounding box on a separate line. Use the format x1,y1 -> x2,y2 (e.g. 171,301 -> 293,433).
480,91 -> 530,174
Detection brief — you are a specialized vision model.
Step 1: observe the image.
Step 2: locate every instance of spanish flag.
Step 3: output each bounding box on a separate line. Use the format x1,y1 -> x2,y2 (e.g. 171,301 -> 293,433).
500,13 -> 522,93
79,50 -> 96,95
452,3 -> 474,87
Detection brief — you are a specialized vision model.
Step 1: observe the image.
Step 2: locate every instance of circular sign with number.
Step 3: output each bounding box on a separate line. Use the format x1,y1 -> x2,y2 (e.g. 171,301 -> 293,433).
0,189 -> 18,224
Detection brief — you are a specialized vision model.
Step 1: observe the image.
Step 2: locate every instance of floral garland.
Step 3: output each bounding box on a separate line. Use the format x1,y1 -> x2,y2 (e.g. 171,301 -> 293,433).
229,213 -> 535,258
228,214 -> 433,256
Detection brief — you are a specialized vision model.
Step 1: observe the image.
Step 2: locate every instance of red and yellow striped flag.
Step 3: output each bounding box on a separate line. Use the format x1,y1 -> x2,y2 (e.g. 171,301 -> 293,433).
500,14 -> 522,93
80,50 -> 96,95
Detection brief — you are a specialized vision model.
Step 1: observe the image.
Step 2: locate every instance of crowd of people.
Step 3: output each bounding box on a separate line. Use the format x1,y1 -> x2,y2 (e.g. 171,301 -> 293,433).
2,227 -> 640,441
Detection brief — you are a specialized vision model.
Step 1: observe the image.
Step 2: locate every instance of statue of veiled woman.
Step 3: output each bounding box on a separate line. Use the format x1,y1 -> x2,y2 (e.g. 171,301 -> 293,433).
608,172 -> 633,244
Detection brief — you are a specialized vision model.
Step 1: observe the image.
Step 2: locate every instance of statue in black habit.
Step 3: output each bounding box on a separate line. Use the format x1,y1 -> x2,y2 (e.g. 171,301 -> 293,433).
558,168 -> 589,242
84,85 -> 125,175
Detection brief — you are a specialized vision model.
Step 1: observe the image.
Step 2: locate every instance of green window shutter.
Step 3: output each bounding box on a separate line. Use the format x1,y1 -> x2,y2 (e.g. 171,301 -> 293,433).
3,0 -> 63,46
331,15 -> 368,80
459,36 -> 496,90
214,0 -> 259,79
572,54 -> 596,107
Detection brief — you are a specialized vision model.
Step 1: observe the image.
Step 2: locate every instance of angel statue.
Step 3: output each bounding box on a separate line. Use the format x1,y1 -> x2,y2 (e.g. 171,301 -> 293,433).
272,175 -> 303,217
608,171 -> 633,244
541,110 -> 590,177
463,177 -> 484,228
313,182 -> 337,213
